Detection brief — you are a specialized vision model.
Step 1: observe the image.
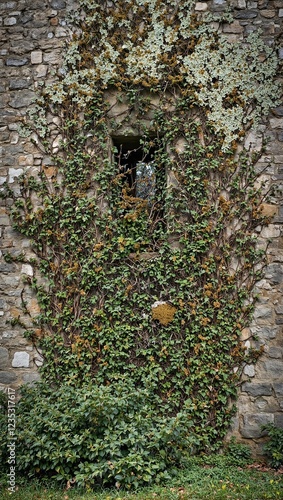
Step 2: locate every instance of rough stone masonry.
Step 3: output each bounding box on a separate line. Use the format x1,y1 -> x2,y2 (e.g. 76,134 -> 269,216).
0,0 -> 282,453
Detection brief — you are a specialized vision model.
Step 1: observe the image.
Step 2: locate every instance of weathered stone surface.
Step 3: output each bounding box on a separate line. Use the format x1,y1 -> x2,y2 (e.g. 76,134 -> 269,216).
50,0 -> 66,7
21,263 -> 33,276
265,263 -> 283,285
268,347 -> 282,359
8,167 -> 23,182
223,20 -> 244,33
195,2 -> 208,11
273,382 -> 283,397
261,10 -> 275,19
275,413 -> 283,427
270,118 -> 283,128
241,382 -> 272,396
11,352 -> 30,368
0,262 -> 16,273
31,50 -> 42,64
9,90 -> 34,108
0,347 -> 9,368
3,17 -> 17,26
240,413 -> 274,438
253,306 -> 273,320
261,360 -> 283,379
244,364 -> 255,377
0,371 -> 16,384
272,108 -> 283,118
235,10 -> 257,18
6,57 -> 28,66
22,372 -> 41,384
34,64 -> 48,77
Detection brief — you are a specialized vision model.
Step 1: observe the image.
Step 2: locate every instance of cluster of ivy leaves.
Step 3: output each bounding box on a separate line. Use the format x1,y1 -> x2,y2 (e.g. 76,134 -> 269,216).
5,0 -> 280,457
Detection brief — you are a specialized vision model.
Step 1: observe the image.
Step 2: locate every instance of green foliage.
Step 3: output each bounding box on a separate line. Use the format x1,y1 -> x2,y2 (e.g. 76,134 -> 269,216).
184,437 -> 252,469
223,437 -> 252,466
3,0 -> 281,475
1,454 -> 283,499
6,382 -> 198,489
262,424 -> 283,469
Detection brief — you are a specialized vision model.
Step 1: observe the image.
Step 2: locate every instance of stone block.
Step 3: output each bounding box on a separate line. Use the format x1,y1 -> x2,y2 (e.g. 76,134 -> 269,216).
272,107 -> 283,118
21,264 -> 33,276
235,10 -> 257,18
223,21 -> 243,33
240,413 -> 274,438
275,413 -> 283,428
34,64 -> 48,78
273,382 -> 283,397
8,167 -> 23,183
0,347 -> 9,368
28,299 -> 41,316
241,382 -> 272,396
43,49 -> 62,64
22,372 -> 40,384
268,347 -> 282,359
0,371 -> 16,384
262,360 -> 283,379
31,50 -> 42,64
265,263 -> 283,285
12,351 -> 30,368
9,90 -> 34,109
260,203 -> 278,218
254,306 -> 273,320
244,364 -> 255,377
3,17 -> 17,26
261,10 -> 275,18
50,0 -> 66,8
258,0 -> 268,7
55,27 -> 67,37
270,118 -> 283,128
6,57 -> 28,66
261,224 -> 281,239
0,262 -> 16,273
195,2 -> 208,11
247,1 -> 257,7
255,397 -> 269,411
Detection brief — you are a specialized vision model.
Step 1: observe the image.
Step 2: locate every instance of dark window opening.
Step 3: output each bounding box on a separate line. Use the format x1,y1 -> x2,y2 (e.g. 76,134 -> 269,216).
112,136 -> 158,206
112,136 -> 165,243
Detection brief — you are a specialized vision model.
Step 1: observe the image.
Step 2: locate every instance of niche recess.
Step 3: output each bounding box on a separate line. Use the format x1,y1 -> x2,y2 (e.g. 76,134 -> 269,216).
112,135 -> 158,203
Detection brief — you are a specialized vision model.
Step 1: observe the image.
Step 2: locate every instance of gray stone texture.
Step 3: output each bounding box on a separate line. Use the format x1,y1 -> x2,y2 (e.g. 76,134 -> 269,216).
22,372 -> 41,384
241,382 -> 272,396
6,57 -> 28,66
240,413 -> 274,438
273,382 -> 283,397
0,371 -> 16,384
12,351 -> 30,368
0,347 -> 9,368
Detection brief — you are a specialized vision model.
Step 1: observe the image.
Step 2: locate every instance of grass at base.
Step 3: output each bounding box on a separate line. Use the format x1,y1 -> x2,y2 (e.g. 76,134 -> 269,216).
0,460 -> 282,500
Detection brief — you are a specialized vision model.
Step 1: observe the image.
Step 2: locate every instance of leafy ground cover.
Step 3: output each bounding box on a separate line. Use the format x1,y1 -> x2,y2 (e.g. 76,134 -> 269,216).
1,458 -> 282,500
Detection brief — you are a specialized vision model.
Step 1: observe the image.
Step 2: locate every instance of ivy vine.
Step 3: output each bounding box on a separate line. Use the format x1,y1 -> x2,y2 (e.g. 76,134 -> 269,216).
4,0 -> 281,453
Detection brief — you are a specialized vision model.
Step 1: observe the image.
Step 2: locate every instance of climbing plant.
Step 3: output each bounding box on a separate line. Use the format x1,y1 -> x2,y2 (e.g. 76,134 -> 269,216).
4,0 -> 281,469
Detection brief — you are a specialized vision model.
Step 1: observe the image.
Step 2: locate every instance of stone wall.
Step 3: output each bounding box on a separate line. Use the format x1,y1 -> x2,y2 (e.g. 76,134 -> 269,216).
0,0 -> 282,450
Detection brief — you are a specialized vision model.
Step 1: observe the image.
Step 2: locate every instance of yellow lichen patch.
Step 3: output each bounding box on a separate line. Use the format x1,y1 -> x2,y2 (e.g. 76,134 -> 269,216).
151,301 -> 177,326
